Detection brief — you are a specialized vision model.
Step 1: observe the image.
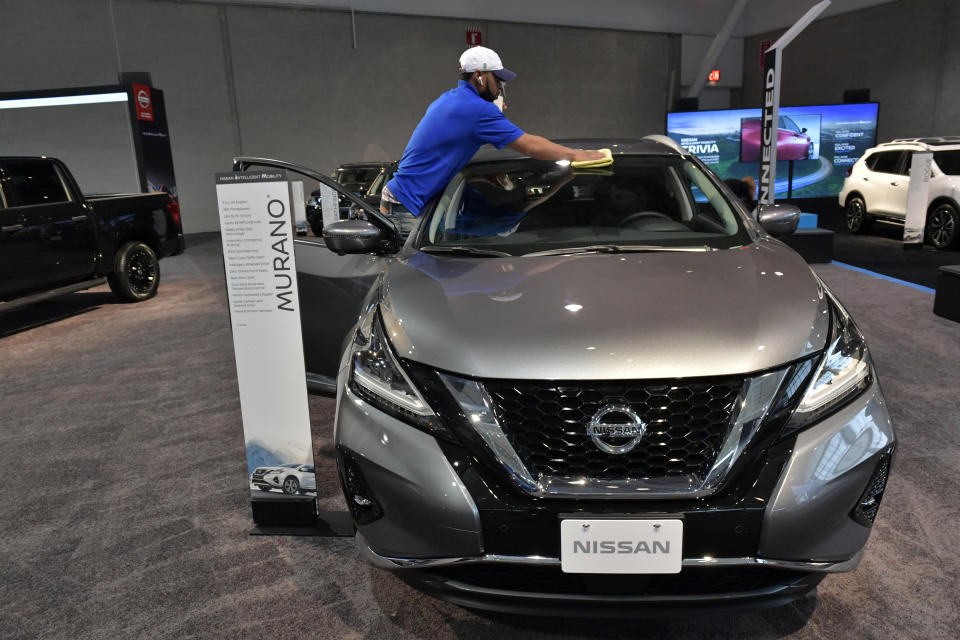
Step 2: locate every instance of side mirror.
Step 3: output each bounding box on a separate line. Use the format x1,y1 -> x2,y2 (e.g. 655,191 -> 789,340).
758,203 -> 801,237
323,219 -> 385,254
801,127 -> 808,134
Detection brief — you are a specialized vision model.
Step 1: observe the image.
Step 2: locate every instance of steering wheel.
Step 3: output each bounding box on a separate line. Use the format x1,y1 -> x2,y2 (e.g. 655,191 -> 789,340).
619,211 -> 674,228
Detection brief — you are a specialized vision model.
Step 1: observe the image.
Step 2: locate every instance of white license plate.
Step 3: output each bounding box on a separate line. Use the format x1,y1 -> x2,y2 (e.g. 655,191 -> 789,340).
560,518 -> 683,574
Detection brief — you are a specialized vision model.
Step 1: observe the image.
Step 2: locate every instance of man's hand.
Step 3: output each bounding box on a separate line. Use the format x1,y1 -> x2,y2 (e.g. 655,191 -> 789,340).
570,149 -> 605,162
510,134 -> 606,163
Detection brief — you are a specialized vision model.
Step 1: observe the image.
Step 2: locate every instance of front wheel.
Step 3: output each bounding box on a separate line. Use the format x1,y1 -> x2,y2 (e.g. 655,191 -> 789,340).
108,241 -> 160,302
845,196 -> 872,234
927,203 -> 959,250
282,476 -> 300,495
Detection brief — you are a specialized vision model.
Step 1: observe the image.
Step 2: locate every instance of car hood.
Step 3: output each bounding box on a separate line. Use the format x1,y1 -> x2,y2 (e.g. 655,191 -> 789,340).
380,240 -> 829,380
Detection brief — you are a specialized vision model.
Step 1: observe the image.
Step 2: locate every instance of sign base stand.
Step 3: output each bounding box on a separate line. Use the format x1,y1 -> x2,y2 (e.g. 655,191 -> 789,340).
250,509 -> 355,538
250,494 -> 317,526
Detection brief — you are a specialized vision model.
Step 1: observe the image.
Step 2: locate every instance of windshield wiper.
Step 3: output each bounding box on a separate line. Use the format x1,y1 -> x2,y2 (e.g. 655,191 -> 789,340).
420,246 -> 512,258
523,244 -> 712,257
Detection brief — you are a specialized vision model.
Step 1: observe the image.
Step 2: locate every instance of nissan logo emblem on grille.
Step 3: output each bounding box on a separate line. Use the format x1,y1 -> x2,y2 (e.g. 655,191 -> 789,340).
586,404 -> 647,455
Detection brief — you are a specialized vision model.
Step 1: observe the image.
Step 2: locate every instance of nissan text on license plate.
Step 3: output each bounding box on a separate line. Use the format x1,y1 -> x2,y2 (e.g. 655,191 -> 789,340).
560,519 -> 683,574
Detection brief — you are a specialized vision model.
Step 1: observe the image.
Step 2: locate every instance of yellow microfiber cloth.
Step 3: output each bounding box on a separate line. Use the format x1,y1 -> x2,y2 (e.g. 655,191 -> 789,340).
570,148 -> 613,169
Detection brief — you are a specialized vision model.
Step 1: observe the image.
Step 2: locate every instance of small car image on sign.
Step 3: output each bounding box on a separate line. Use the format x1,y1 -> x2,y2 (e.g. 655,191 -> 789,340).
250,463 -> 316,495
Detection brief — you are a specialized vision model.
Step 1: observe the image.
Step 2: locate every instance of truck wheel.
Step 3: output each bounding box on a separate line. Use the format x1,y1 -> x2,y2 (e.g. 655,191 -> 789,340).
109,241 -> 160,302
845,196 -> 872,234
927,203 -> 959,250
282,476 -> 300,495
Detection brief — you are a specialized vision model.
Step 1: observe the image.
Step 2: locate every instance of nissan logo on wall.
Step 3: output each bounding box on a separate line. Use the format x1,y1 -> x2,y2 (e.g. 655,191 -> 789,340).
132,83 -> 155,122
586,404 -> 647,455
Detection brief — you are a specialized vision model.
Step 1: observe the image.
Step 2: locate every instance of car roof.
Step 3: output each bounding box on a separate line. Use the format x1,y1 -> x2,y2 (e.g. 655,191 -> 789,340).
876,137 -> 960,151
468,137 -> 686,164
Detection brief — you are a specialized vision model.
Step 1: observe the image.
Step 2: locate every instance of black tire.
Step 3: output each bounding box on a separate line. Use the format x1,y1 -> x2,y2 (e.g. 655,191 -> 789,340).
845,196 -> 872,234
927,202 -> 959,250
257,486 -> 272,492
108,241 -> 160,302
281,476 -> 300,495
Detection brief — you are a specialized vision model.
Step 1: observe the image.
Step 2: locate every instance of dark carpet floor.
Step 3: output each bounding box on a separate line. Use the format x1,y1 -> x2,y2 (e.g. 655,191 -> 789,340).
0,234 -> 957,639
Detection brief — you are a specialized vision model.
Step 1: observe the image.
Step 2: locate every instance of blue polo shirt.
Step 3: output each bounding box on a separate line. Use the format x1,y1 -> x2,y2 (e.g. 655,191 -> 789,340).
386,80 -> 524,215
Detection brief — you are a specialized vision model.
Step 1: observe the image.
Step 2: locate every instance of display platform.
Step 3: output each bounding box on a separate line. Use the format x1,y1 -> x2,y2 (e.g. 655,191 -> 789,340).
1,235 -> 957,638
934,265 -> 960,321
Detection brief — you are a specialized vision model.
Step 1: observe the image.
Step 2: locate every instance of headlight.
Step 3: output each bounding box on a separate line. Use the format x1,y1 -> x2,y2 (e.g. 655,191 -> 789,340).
348,306 -> 446,437
786,295 -> 872,431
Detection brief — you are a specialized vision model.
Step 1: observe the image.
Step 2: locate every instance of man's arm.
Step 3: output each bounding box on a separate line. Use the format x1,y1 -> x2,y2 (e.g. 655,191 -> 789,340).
508,133 -> 604,162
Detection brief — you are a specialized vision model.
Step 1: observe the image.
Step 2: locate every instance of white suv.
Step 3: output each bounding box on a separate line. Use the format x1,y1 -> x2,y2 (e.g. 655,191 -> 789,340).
839,137 -> 960,249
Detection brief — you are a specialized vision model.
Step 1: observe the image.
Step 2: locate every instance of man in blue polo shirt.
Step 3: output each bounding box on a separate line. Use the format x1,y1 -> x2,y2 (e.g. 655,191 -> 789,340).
382,46 -> 603,237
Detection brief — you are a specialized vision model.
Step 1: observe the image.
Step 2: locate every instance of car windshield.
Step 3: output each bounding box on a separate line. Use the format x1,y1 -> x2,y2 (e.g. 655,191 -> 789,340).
418,155 -> 751,256
934,150 -> 960,175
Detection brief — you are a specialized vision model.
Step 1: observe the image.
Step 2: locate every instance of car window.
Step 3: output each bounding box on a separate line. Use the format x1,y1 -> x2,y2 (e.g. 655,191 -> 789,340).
781,116 -> 800,134
366,171 -> 384,197
896,153 -> 911,176
934,151 -> 960,175
421,156 -> 750,255
870,151 -> 903,174
2,161 -> 70,207
270,167 -> 368,245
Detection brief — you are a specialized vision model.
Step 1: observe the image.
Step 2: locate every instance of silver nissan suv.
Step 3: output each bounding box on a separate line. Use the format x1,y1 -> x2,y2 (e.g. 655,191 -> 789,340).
238,138 -> 895,615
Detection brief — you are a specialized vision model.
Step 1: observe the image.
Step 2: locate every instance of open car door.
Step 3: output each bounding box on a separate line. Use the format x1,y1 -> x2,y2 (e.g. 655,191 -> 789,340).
231,157 -> 399,396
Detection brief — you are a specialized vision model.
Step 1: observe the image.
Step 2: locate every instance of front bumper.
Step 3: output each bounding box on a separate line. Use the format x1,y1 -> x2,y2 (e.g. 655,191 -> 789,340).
251,473 -> 282,490
357,533 -> 839,615
335,373 -> 894,609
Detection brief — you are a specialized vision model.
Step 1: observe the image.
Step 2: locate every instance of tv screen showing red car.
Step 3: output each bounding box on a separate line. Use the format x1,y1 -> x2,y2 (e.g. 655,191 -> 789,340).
666,103 -> 878,199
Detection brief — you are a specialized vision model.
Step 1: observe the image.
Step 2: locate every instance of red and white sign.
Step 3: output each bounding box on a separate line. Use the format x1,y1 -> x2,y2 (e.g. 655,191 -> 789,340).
708,69 -> 720,83
466,28 -> 483,46
133,83 -> 154,122
759,40 -> 772,69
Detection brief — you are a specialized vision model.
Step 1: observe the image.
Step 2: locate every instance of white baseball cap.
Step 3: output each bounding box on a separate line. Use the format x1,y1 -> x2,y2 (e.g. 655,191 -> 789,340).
458,46 -> 516,82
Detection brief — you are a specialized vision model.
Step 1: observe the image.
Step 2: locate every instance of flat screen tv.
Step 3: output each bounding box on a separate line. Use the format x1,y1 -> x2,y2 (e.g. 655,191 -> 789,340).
666,103 -> 879,199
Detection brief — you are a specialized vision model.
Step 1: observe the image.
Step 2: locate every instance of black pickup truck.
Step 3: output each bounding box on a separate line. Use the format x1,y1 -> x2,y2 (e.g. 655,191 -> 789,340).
0,157 -> 184,312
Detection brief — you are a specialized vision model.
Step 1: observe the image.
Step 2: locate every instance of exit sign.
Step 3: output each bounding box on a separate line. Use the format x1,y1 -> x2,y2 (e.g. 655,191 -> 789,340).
708,69 -> 720,82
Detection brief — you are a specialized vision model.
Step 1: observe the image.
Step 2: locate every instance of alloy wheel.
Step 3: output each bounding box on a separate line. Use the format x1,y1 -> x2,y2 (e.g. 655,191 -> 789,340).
127,247 -> 157,295
930,206 -> 956,248
846,200 -> 863,230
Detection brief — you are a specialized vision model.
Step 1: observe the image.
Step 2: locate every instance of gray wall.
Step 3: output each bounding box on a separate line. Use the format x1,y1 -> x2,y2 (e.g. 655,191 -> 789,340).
1,0 -> 674,233
741,0 -> 958,143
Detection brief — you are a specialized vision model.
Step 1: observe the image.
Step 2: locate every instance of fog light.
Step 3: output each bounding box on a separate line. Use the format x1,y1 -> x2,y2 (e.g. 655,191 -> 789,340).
852,448 -> 893,526
337,447 -> 383,525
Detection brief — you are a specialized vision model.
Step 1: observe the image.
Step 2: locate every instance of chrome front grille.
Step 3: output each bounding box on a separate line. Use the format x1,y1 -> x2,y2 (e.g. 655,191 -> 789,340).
483,379 -> 743,484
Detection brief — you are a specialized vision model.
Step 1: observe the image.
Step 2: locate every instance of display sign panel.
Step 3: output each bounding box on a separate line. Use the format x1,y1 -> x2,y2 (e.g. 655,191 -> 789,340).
215,171 -> 316,503
128,87 -> 178,200
903,152 -> 932,245
667,102 -> 879,199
